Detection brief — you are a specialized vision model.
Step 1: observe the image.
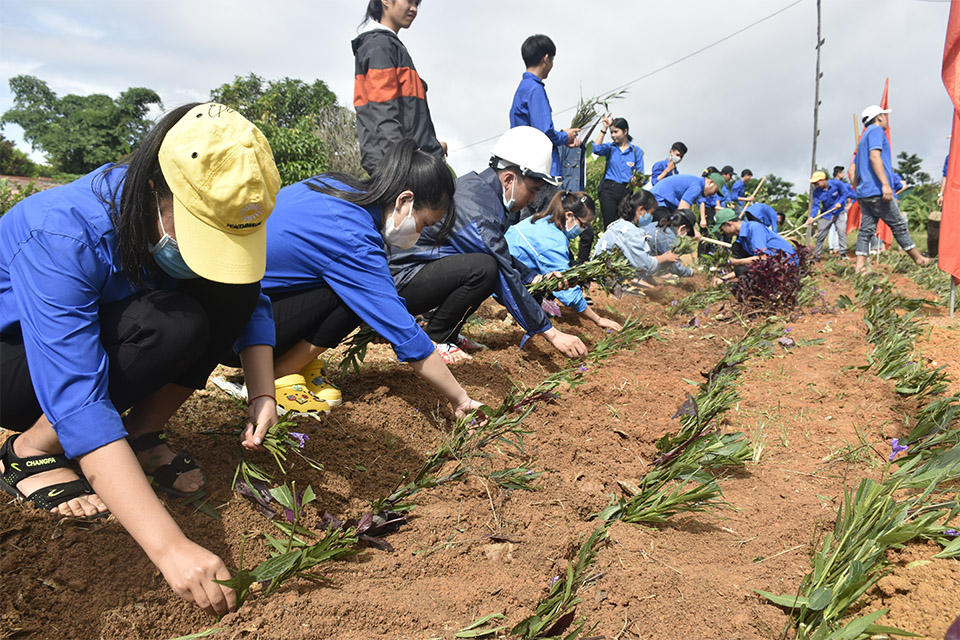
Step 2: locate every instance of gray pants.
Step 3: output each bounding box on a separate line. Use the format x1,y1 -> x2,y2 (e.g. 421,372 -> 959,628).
813,210 -> 847,258
855,197 -> 915,257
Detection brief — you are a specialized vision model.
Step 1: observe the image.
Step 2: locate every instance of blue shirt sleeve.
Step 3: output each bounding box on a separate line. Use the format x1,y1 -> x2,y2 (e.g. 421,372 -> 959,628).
592,142 -> 612,157
322,243 -> 434,362
234,291 -> 276,352
681,181 -> 702,207
520,80 -> 568,148
635,146 -> 644,175
7,229 -> 128,459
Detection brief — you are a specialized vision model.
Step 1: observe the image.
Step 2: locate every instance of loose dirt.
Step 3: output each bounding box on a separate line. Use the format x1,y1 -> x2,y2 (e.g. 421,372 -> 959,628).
2,262 -> 957,640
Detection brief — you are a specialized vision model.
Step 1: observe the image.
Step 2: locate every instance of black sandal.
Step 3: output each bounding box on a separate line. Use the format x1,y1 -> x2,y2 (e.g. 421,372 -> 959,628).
127,431 -> 206,498
0,434 -> 104,513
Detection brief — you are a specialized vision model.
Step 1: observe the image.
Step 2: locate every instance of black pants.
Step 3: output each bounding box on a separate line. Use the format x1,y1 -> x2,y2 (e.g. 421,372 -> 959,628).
598,180 -> 628,229
731,241 -> 751,278
1,280 -> 260,430
269,253 -> 498,356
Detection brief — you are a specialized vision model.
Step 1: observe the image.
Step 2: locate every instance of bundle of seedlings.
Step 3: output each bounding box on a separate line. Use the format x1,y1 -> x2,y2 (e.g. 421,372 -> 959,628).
569,89 -> 628,129
731,244 -> 812,312
526,247 -> 635,298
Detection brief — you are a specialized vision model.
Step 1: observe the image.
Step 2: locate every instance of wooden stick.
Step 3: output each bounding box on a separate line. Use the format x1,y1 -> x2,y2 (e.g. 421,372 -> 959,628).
743,175 -> 766,205
698,236 -> 732,248
781,205 -> 841,239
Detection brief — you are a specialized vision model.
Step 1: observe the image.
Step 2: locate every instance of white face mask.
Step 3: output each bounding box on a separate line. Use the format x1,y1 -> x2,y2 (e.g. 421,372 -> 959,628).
672,154 -> 683,165
502,178 -> 517,212
383,201 -> 421,249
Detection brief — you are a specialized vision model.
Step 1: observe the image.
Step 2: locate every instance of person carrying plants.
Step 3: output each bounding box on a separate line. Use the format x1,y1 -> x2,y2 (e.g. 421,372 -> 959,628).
389,126 -> 588,360
807,170 -> 852,259
258,139 -> 487,410
592,115 -> 644,229
649,142 -> 688,186
712,208 -> 796,281
353,0 -> 443,175
649,171 -> 725,212
0,103 -> 283,615
509,34 -> 580,215
505,190 -> 622,331
849,105 -> 932,273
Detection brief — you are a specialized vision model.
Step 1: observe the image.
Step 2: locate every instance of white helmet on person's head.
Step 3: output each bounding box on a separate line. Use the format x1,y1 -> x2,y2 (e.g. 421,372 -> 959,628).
489,126 -> 562,186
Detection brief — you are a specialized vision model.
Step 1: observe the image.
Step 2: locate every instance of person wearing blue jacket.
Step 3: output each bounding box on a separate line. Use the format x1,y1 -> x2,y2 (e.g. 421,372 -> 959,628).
509,34 -> 580,180
505,191 -> 621,331
807,171 -> 851,259
261,139 -> 485,412
649,172 -> 724,211
0,103 -> 282,616
713,208 -> 796,280
727,169 -> 753,210
390,127 -> 588,359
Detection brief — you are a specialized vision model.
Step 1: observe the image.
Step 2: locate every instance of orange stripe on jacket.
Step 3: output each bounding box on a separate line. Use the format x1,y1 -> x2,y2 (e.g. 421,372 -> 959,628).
354,67 -> 426,107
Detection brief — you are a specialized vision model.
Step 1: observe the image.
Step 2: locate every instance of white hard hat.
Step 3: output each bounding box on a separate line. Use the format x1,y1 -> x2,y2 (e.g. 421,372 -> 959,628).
489,126 -> 561,186
861,104 -> 891,125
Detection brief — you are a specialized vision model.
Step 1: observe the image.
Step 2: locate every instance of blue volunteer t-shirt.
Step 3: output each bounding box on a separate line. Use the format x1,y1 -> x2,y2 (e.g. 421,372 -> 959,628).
593,142 -> 644,184
744,203 -> 778,232
648,174 -> 704,210
811,179 -> 849,219
736,220 -> 796,258
855,125 -> 894,198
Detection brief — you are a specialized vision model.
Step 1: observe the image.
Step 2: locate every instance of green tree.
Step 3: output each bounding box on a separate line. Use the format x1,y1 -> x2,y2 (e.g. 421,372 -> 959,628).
894,151 -> 931,186
210,74 -> 336,128
2,75 -> 161,174
211,74 -> 352,185
0,133 -> 40,177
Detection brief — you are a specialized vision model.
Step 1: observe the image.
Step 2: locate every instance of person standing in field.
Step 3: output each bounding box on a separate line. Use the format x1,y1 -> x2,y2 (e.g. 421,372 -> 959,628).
509,34 -> 580,222
353,0 -> 443,175
807,170 -> 851,259
849,105 -> 931,273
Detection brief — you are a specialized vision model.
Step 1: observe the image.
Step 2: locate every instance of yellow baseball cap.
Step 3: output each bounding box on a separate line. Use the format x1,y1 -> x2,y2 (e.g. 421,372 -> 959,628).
809,171 -> 827,183
158,103 -> 281,284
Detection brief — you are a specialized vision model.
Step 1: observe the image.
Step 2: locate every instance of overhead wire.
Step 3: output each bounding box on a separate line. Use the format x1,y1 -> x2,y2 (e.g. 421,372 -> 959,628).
448,0 -> 807,155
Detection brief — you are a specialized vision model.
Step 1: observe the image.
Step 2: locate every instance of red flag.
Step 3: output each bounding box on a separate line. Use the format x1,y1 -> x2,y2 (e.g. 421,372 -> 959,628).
941,0 -> 960,284
876,80 -> 893,248
846,79 -> 895,248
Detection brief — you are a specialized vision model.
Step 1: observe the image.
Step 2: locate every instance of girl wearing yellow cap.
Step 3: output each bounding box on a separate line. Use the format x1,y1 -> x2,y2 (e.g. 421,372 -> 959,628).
0,102 -> 280,615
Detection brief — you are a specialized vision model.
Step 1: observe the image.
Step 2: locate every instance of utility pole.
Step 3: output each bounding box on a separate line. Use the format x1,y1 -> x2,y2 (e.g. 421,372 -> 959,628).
808,0 -> 823,245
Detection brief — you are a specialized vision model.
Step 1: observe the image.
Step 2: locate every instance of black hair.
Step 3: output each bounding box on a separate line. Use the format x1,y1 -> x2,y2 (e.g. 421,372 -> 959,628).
651,206 -> 675,226
702,165 -> 719,177
610,117 -> 632,142
671,141 -> 688,156
308,138 -> 456,241
532,190 -> 595,230
741,168 -> 753,178
721,165 -> 734,176
361,0 -> 422,26
521,34 -> 556,68
99,102 -> 200,289
617,189 -> 657,221
675,208 -> 697,234
833,165 -> 845,178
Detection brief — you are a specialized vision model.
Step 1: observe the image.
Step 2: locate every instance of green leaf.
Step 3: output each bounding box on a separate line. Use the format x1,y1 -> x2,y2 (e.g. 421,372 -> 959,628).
807,587 -> 831,611
251,549 -> 303,582
755,589 -> 809,609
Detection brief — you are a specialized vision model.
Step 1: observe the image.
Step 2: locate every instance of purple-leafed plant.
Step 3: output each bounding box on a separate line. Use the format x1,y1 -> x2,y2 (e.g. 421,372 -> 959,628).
731,243 -> 811,312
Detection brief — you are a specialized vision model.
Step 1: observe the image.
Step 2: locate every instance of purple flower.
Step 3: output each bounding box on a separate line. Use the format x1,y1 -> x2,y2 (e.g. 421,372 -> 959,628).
945,529 -> 958,536
579,365 -> 587,372
290,432 -> 308,449
414,408 -> 419,412
888,438 -> 908,461
784,327 -> 792,333
549,575 -> 560,586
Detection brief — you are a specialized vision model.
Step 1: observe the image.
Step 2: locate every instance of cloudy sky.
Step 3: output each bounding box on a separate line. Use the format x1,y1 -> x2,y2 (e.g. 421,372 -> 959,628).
0,0 -> 953,190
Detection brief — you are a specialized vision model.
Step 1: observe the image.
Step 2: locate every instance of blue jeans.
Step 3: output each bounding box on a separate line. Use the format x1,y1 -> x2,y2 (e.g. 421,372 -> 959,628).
855,197 -> 915,256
